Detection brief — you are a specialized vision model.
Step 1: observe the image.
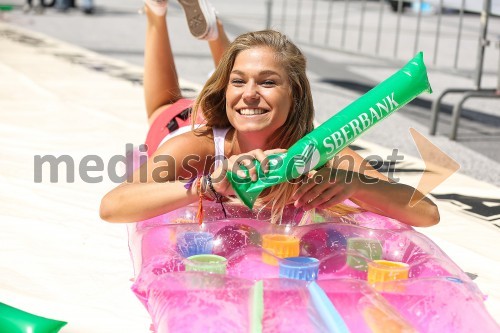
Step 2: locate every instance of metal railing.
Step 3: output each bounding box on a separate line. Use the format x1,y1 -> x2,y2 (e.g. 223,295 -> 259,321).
429,0 -> 500,140
264,0 -> 500,140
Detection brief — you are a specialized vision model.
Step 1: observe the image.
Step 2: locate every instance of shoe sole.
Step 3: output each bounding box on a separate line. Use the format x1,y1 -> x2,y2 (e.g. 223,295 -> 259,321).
178,0 -> 209,39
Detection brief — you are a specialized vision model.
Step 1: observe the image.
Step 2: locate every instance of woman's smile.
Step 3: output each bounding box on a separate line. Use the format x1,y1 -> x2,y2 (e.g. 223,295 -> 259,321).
236,108 -> 270,116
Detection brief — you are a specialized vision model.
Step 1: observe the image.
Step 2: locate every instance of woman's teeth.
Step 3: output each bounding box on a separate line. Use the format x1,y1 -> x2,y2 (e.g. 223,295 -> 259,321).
239,108 -> 267,115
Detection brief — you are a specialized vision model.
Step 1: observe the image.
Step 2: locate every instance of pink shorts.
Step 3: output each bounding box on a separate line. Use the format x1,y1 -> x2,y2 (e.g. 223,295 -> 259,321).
144,99 -> 194,156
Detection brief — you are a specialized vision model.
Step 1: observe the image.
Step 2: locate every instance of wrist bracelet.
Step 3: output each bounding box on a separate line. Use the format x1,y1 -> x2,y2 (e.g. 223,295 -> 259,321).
183,176 -> 197,190
206,174 -> 227,218
201,175 -> 216,201
188,174 -> 227,220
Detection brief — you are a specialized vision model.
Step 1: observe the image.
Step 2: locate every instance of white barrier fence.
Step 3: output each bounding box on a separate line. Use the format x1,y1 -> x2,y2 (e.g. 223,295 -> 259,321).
264,0 -> 500,140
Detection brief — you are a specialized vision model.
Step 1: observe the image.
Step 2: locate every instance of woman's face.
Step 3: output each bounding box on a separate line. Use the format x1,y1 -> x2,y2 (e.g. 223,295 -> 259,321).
225,47 -> 292,140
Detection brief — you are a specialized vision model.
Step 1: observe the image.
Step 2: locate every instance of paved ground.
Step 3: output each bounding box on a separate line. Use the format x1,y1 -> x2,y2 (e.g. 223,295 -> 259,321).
1,0 -> 500,186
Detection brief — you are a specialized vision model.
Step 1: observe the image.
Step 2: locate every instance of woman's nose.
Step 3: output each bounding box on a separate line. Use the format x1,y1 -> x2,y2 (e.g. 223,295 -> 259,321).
242,82 -> 259,101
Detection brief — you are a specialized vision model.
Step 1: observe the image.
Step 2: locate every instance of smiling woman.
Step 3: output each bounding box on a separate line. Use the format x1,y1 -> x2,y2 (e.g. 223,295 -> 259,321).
99,0 -> 439,228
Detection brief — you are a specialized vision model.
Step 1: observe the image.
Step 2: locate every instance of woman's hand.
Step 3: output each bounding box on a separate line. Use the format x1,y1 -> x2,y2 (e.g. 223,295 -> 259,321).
210,148 -> 287,196
291,168 -> 360,211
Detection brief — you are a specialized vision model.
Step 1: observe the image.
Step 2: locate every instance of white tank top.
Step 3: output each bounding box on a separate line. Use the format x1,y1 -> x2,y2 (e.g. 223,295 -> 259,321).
212,127 -> 230,170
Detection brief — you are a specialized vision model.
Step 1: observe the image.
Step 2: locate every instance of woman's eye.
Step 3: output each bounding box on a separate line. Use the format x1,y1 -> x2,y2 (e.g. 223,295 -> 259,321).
262,80 -> 276,87
231,79 -> 244,86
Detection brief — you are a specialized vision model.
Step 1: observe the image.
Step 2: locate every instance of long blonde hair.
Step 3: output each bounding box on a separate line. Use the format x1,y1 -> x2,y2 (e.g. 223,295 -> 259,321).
192,30 -> 359,223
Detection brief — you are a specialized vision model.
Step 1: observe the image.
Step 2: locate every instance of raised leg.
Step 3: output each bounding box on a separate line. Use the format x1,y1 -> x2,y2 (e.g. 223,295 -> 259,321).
207,19 -> 231,67
177,0 -> 230,67
143,0 -> 231,124
143,5 -> 182,123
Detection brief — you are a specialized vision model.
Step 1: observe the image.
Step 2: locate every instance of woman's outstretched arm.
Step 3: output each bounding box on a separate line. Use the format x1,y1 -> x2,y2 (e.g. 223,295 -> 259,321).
100,180 -> 198,223
292,147 -> 440,227
341,173 -> 439,227
100,132 -> 212,223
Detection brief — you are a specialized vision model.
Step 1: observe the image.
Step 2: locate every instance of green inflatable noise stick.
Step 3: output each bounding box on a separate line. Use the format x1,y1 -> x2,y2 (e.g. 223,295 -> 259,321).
228,52 -> 432,209
0,302 -> 67,333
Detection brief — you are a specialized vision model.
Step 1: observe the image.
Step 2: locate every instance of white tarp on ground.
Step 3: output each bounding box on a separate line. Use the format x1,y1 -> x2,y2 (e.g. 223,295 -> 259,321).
0,22 -> 499,332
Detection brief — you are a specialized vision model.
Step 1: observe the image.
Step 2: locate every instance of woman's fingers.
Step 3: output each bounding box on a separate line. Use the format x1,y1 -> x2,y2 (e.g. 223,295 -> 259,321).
231,149 -> 286,180
210,165 -> 233,195
316,190 -> 351,210
292,168 -> 359,210
264,148 -> 287,155
261,148 -> 286,173
227,155 -> 250,179
248,149 -> 267,180
231,153 -> 256,181
292,169 -> 332,201
309,184 -> 351,209
295,181 -> 342,210
213,148 -> 288,193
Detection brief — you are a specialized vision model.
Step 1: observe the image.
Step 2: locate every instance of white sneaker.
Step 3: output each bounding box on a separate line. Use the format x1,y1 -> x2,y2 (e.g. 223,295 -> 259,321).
177,0 -> 218,41
144,0 -> 167,16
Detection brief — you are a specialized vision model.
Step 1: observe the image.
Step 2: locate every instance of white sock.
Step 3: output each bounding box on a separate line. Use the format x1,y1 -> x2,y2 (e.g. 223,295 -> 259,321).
144,0 -> 167,16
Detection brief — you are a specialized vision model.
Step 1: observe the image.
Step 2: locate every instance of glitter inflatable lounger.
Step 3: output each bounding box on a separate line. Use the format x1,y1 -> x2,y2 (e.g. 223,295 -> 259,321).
126,53 -> 498,332
127,202 -> 499,333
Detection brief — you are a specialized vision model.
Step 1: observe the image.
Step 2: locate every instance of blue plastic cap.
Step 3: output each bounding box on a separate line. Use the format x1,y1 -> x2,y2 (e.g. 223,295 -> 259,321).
176,231 -> 214,258
279,256 -> 320,281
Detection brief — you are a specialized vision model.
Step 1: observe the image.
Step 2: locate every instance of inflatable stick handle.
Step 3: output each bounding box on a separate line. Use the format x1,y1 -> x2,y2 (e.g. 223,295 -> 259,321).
308,282 -> 351,333
250,280 -> 264,333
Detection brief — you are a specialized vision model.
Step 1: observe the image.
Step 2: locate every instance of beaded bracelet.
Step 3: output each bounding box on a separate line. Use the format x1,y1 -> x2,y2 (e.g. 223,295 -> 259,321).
185,175 -> 227,222
183,177 -> 197,190
206,174 -> 227,218
200,176 -> 216,201
184,176 -> 214,201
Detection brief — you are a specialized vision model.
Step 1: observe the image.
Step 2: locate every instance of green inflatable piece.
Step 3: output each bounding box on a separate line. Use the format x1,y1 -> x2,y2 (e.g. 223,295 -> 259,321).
0,302 -> 67,333
228,52 -> 432,209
